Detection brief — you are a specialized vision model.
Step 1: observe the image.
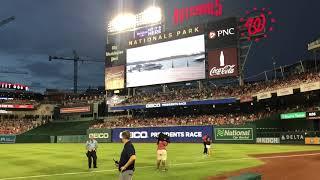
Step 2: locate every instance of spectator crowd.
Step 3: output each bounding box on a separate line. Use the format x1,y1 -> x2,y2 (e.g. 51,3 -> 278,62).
120,72 -> 320,105
0,119 -> 38,135
90,111 -> 268,129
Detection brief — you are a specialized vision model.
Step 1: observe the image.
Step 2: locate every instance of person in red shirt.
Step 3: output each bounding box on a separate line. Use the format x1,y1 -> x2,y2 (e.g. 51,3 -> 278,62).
157,134 -> 169,171
206,137 -> 212,156
202,134 -> 208,155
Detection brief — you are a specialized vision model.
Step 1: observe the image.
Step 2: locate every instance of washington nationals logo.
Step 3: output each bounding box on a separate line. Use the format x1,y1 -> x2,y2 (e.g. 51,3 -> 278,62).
240,7 -> 276,42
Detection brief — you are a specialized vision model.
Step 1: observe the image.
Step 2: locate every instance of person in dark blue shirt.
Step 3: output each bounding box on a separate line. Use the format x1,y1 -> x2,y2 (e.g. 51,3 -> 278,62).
118,131 -> 136,180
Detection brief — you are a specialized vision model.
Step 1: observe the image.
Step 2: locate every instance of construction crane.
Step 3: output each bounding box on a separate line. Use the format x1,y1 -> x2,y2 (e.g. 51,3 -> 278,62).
0,16 -> 15,28
49,50 -> 104,94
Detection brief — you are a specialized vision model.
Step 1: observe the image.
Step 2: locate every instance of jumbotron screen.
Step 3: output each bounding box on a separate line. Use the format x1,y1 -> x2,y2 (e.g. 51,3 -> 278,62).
126,34 -> 205,87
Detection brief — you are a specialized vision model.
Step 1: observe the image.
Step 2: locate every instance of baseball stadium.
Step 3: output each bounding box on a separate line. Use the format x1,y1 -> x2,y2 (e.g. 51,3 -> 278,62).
1,0 -> 320,180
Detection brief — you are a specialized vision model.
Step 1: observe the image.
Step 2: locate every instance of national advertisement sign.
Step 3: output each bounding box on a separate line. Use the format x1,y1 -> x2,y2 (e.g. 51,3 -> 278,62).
280,132 -> 305,144
0,135 -> 16,144
256,137 -> 280,144
87,129 -> 112,143
214,127 -> 254,141
112,126 -> 213,143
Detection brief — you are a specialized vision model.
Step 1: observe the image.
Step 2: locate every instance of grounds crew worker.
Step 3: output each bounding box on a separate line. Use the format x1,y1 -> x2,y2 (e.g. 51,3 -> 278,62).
118,130 -> 136,180
86,136 -> 98,169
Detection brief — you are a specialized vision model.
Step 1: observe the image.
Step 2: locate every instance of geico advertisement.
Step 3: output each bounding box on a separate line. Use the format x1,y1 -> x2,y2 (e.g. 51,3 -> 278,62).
112,126 -> 213,143
87,129 -> 112,143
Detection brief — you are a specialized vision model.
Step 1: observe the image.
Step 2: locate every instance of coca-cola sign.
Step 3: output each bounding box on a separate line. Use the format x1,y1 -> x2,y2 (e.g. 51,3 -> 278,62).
208,48 -> 238,78
210,65 -> 235,76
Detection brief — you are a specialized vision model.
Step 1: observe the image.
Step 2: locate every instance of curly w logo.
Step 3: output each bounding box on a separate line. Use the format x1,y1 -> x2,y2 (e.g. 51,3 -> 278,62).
217,129 -> 224,136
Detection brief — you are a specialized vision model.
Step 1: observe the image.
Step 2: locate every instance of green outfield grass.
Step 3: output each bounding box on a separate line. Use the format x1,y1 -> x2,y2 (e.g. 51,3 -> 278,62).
1,143 -> 320,180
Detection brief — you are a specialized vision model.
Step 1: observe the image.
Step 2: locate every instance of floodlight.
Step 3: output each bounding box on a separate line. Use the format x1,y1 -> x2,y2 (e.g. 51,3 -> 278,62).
138,6 -> 162,26
109,13 -> 136,33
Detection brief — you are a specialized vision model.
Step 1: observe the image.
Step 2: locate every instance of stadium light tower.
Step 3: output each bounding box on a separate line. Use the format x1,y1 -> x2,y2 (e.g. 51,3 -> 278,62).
107,6 -> 162,34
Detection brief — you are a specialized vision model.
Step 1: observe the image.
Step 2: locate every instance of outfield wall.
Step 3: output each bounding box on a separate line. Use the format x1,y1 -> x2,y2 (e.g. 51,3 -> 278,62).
3,125 -> 320,145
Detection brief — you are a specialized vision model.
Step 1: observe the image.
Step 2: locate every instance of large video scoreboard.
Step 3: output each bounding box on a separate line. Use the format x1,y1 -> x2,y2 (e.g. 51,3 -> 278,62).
105,17 -> 239,90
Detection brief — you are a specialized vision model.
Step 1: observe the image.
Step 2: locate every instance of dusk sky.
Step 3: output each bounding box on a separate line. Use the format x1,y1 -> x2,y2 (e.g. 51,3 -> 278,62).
0,0 -> 319,92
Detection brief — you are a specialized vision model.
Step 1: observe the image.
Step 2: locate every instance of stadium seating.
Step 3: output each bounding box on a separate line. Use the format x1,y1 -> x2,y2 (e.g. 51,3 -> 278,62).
23,120 -> 97,136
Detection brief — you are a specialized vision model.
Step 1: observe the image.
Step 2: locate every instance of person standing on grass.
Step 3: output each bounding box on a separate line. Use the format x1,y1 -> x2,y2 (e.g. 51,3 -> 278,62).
202,134 -> 208,155
86,136 -> 98,169
206,137 -> 212,156
157,134 -> 169,171
118,131 -> 136,180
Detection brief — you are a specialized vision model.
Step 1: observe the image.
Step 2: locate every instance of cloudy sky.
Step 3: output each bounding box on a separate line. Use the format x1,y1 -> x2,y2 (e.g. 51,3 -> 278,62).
0,0 -> 319,92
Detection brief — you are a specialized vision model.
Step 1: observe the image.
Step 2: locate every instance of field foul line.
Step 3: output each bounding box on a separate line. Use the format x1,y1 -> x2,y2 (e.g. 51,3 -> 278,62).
1,152 -> 320,180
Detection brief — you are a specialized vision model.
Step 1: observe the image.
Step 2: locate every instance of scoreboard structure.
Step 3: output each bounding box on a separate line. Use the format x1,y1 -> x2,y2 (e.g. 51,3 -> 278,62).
105,17 -> 240,91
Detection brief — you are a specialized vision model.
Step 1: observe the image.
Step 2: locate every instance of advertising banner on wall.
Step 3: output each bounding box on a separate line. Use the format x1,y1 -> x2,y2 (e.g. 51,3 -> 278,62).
87,129 -> 112,143
240,96 -> 253,103
276,88 -> 293,97
256,137 -> 280,144
280,132 -> 305,144
307,111 -> 320,120
214,127 -> 254,141
206,17 -> 238,49
280,112 -> 306,120
105,65 -> 125,90
0,135 -> 16,144
60,106 -> 91,114
112,126 -> 213,143
256,92 -> 272,100
0,104 -> 34,109
305,137 -> 320,145
300,82 -> 320,92
208,47 -> 238,79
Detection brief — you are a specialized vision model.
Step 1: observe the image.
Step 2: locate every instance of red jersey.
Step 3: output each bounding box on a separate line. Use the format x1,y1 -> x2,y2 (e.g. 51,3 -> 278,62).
157,140 -> 168,150
202,135 -> 208,142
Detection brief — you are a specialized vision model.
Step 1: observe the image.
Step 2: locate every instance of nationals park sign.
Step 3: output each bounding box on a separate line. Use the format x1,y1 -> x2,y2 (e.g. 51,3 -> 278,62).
214,127 -> 254,142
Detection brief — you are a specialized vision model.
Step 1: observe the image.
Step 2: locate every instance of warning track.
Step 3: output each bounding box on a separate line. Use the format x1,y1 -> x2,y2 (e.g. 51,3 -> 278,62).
208,151 -> 320,180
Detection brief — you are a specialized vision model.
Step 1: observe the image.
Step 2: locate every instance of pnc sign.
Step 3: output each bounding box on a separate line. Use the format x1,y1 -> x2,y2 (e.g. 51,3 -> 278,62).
209,27 -> 235,39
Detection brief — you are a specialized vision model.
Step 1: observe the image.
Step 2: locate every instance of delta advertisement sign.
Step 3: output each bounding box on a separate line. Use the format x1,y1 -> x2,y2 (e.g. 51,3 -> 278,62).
112,125 -> 213,143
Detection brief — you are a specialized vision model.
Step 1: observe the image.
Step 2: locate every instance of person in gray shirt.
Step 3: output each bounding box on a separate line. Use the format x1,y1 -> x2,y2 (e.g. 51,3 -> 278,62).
86,136 -> 98,169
